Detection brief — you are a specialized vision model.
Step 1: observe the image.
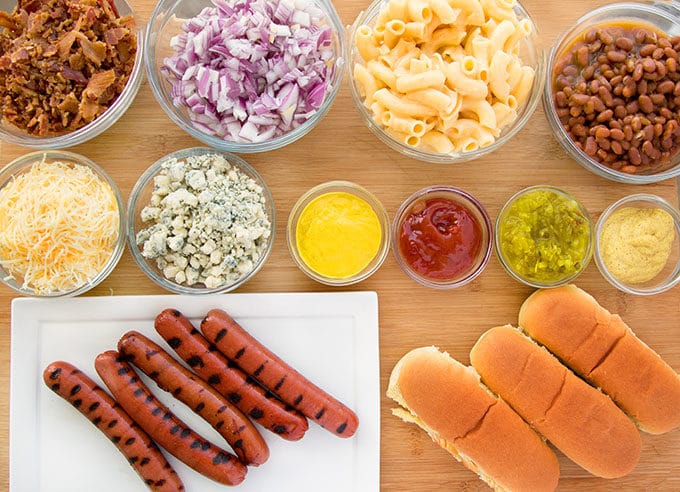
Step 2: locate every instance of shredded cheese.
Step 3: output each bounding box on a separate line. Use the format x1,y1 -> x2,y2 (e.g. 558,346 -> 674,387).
0,159 -> 119,294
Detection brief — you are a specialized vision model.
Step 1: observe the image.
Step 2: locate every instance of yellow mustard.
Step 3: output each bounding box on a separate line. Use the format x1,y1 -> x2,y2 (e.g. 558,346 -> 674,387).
600,207 -> 675,284
296,191 -> 382,279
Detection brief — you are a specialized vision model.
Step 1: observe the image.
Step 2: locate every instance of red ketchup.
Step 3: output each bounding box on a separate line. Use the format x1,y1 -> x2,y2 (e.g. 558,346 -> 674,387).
399,198 -> 482,280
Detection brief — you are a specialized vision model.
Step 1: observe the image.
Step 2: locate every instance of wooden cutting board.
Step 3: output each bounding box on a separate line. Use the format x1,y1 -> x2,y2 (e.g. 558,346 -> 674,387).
0,0 -> 678,490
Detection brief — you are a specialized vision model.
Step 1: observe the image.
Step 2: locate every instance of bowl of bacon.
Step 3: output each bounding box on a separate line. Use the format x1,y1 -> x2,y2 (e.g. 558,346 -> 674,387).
0,0 -> 144,149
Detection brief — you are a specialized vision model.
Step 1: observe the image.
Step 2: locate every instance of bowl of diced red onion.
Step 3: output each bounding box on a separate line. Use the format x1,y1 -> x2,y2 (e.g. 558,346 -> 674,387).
145,0 -> 345,152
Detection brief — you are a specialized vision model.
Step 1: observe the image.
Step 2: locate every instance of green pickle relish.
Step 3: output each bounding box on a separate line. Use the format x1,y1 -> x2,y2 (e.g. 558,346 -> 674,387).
498,188 -> 592,284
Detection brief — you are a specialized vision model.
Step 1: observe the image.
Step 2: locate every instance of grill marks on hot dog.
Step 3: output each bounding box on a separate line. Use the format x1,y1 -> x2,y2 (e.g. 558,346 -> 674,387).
43,361 -> 185,492
201,309 -> 359,438
117,330 -> 270,466
154,309 -> 308,441
94,350 -> 247,486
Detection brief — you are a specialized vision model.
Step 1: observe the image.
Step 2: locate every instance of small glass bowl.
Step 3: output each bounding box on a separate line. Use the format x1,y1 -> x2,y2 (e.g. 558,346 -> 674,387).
392,186 -> 492,289
145,0 -> 345,153
495,185 -> 594,288
127,147 -> 275,294
287,181 -> 390,286
595,194 -> 680,295
347,0 -> 545,163
544,2 -> 680,183
0,151 -> 125,297
0,0 -> 145,149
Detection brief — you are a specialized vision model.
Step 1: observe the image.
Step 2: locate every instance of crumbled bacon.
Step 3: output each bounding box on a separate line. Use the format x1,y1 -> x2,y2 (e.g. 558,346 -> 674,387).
0,0 -> 137,136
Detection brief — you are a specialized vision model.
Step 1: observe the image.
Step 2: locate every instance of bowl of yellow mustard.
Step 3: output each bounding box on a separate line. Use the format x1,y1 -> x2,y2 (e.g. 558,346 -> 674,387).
595,194 -> 680,295
286,181 -> 390,286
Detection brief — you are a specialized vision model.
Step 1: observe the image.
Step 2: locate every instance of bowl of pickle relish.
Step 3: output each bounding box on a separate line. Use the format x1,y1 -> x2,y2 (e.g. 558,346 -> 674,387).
495,185 -> 594,288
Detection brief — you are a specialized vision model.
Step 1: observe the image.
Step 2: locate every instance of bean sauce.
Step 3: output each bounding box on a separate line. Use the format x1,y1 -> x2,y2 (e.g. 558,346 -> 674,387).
553,22 -> 680,175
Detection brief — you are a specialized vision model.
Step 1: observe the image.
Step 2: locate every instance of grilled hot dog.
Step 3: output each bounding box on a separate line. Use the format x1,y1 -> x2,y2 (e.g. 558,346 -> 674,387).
201,309 -> 359,438
118,330 -> 269,466
43,361 -> 184,492
95,350 -> 247,486
154,309 -> 308,441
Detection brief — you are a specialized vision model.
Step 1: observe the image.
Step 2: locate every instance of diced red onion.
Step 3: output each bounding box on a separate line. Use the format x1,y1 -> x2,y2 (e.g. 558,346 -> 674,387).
161,0 -> 339,143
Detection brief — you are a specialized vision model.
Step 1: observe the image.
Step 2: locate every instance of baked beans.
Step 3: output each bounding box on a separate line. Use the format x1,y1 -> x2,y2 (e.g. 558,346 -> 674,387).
553,23 -> 680,175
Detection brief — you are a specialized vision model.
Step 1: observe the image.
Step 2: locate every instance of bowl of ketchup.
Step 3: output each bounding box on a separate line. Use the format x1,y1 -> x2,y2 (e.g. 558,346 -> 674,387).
392,186 -> 493,289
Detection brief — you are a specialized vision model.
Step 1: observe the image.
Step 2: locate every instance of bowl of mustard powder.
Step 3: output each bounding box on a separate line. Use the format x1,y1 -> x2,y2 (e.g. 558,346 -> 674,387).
595,194 -> 680,295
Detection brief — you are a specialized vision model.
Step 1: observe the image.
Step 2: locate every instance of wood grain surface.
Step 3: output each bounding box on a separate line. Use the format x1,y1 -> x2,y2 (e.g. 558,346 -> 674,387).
1,0 -> 679,490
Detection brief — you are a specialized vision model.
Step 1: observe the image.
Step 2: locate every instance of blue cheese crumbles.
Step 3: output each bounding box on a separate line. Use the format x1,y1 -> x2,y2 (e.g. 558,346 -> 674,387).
136,153 -> 271,288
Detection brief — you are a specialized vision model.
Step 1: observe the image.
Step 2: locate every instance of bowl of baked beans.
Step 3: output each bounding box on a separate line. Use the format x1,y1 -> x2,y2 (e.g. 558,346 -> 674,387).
544,2 -> 680,183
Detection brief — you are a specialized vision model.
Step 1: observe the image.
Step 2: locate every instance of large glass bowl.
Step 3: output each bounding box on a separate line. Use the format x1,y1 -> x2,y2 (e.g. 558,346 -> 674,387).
347,0 -> 545,163
127,147 -> 275,294
0,0 -> 145,149
0,151 -> 125,297
145,0 -> 345,153
544,2 -> 680,183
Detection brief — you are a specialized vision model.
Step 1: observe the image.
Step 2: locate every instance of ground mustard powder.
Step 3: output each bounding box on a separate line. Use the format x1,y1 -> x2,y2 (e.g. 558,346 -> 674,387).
600,207 -> 675,284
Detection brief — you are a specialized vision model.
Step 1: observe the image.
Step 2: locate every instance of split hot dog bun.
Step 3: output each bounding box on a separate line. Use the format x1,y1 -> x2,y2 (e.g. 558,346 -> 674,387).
518,284 -> 680,434
470,325 -> 641,479
387,346 -> 560,492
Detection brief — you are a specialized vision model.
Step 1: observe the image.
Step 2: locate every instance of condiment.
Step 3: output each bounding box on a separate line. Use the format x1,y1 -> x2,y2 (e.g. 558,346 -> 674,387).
498,188 -> 591,284
599,207 -> 675,284
295,191 -> 381,279
0,159 -> 119,294
398,198 -> 482,280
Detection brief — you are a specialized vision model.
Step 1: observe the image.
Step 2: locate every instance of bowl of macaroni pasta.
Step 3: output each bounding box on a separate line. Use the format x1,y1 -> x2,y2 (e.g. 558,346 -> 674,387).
348,0 -> 545,163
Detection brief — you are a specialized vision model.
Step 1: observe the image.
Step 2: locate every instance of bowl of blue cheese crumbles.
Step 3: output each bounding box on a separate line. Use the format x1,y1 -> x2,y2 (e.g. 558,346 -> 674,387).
127,147 -> 274,293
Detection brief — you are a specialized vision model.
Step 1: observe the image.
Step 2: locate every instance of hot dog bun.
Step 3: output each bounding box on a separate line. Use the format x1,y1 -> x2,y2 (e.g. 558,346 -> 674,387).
518,284 -> 680,435
470,325 -> 641,479
387,346 -> 560,492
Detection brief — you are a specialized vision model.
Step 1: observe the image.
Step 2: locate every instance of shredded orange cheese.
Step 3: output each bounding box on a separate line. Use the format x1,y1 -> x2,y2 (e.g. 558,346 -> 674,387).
0,159 -> 119,294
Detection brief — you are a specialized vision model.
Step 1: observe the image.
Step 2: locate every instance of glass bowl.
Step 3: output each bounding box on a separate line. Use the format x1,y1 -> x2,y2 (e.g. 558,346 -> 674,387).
544,2 -> 680,183
287,181 -> 390,286
0,0 -> 145,149
0,151 -> 125,297
347,0 -> 545,163
127,147 -> 275,294
392,186 -> 492,289
145,0 -> 345,153
495,185 -> 594,288
595,194 -> 680,295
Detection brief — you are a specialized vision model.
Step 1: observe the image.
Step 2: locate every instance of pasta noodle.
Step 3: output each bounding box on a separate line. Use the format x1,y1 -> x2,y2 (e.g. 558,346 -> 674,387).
353,0 -> 536,154
367,60 -> 398,88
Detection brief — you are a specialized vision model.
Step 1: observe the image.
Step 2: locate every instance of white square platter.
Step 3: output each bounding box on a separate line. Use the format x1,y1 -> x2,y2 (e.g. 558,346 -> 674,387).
9,291 -> 380,492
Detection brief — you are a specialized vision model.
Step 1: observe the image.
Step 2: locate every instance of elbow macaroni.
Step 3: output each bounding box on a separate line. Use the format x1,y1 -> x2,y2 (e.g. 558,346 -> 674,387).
353,0 -> 535,155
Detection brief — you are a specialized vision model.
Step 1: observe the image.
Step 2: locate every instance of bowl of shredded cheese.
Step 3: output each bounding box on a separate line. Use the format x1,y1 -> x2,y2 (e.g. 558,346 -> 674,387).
127,147 -> 275,294
0,150 -> 125,296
